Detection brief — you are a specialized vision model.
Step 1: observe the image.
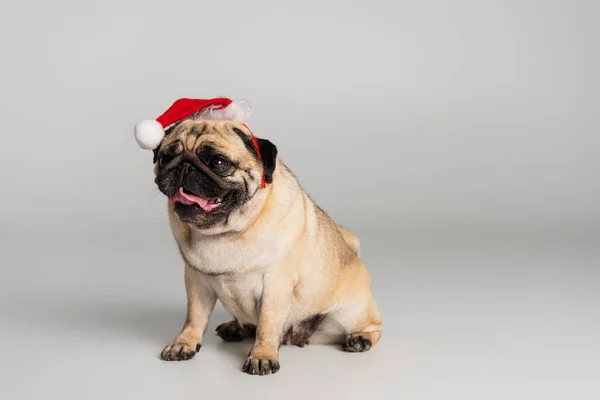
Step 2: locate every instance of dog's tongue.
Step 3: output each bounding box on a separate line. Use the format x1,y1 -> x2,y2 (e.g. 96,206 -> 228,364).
170,187 -> 219,211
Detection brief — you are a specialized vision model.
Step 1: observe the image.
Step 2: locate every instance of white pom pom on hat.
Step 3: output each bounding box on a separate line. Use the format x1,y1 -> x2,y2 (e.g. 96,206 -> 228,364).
134,119 -> 165,150
133,97 -> 250,150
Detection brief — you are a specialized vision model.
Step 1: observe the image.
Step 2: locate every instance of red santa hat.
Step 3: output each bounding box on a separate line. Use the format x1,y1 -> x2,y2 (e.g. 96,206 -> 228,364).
134,97 -> 268,188
134,97 -> 250,150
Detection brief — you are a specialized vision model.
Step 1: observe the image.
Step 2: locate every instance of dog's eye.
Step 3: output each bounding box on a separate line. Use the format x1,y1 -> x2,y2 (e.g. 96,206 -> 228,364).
210,156 -> 231,173
158,155 -> 171,167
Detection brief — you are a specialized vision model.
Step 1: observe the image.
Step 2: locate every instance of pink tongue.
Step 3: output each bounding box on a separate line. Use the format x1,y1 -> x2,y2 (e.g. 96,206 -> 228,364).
170,187 -> 220,211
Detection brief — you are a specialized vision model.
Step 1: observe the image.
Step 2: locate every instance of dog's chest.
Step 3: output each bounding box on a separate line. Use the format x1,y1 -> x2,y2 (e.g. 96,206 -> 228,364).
208,273 -> 264,324
175,229 -> 284,323
179,231 -> 275,275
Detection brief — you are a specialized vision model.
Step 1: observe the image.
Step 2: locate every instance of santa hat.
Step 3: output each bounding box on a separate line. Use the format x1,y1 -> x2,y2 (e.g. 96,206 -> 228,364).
134,97 -> 250,150
134,97 -> 269,187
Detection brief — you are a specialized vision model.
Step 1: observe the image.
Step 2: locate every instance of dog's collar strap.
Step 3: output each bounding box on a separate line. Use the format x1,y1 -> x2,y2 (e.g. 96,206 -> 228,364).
242,123 -> 267,188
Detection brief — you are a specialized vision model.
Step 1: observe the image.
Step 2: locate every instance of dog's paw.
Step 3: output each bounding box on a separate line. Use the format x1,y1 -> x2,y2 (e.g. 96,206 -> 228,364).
160,342 -> 201,361
342,334 -> 372,353
242,356 -> 280,376
216,320 -> 255,342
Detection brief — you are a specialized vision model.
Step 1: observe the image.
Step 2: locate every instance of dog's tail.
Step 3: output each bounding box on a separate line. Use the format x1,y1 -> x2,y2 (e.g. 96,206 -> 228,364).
338,226 -> 360,257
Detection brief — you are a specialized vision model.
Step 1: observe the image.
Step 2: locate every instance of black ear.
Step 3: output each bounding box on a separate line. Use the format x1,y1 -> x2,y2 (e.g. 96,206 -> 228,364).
256,138 -> 277,184
151,124 -> 178,164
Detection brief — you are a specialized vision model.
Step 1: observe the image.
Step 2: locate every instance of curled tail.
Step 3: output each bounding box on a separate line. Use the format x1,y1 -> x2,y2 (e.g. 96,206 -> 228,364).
338,225 -> 360,256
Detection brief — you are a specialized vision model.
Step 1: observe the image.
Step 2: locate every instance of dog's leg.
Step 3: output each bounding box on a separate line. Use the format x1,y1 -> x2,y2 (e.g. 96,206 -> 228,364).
242,276 -> 292,376
342,300 -> 382,353
342,329 -> 381,352
216,320 -> 256,342
161,265 -> 217,361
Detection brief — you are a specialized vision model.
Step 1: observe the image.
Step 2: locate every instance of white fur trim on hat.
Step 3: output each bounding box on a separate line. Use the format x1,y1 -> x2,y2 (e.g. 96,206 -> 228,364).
196,100 -> 252,122
134,119 -> 164,150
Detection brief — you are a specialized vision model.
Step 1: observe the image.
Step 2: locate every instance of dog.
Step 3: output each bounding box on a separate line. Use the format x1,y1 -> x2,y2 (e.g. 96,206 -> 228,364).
152,118 -> 382,375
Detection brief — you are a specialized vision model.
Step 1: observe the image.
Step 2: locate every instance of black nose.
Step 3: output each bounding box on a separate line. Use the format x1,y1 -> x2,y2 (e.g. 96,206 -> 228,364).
179,162 -> 193,176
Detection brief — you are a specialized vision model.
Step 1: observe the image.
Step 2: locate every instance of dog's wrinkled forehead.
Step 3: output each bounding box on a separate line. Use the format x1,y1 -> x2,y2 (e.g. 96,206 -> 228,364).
158,120 -> 261,165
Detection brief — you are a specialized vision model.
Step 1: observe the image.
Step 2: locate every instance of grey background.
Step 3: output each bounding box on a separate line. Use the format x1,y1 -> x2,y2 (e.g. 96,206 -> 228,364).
0,1 -> 599,399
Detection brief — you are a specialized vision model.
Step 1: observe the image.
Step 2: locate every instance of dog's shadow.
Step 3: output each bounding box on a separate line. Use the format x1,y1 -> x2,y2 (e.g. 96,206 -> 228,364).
34,298 -> 252,361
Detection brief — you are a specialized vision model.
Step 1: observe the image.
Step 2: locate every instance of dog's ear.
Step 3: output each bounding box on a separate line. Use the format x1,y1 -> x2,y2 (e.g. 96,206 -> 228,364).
256,138 -> 277,184
152,124 -> 179,164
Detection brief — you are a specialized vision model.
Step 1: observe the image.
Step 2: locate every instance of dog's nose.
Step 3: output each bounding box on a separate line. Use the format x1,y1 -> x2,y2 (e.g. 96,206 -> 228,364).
179,162 -> 193,176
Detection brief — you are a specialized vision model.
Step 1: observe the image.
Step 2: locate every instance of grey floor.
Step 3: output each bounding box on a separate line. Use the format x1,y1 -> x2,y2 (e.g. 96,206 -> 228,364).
1,224 -> 598,399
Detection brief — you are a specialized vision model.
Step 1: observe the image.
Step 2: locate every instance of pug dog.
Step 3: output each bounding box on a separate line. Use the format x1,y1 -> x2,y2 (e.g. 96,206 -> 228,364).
152,118 -> 382,375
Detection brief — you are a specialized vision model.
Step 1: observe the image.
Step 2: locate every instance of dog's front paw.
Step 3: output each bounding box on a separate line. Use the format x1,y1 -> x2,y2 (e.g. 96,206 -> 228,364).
160,341 -> 201,361
242,356 -> 280,376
